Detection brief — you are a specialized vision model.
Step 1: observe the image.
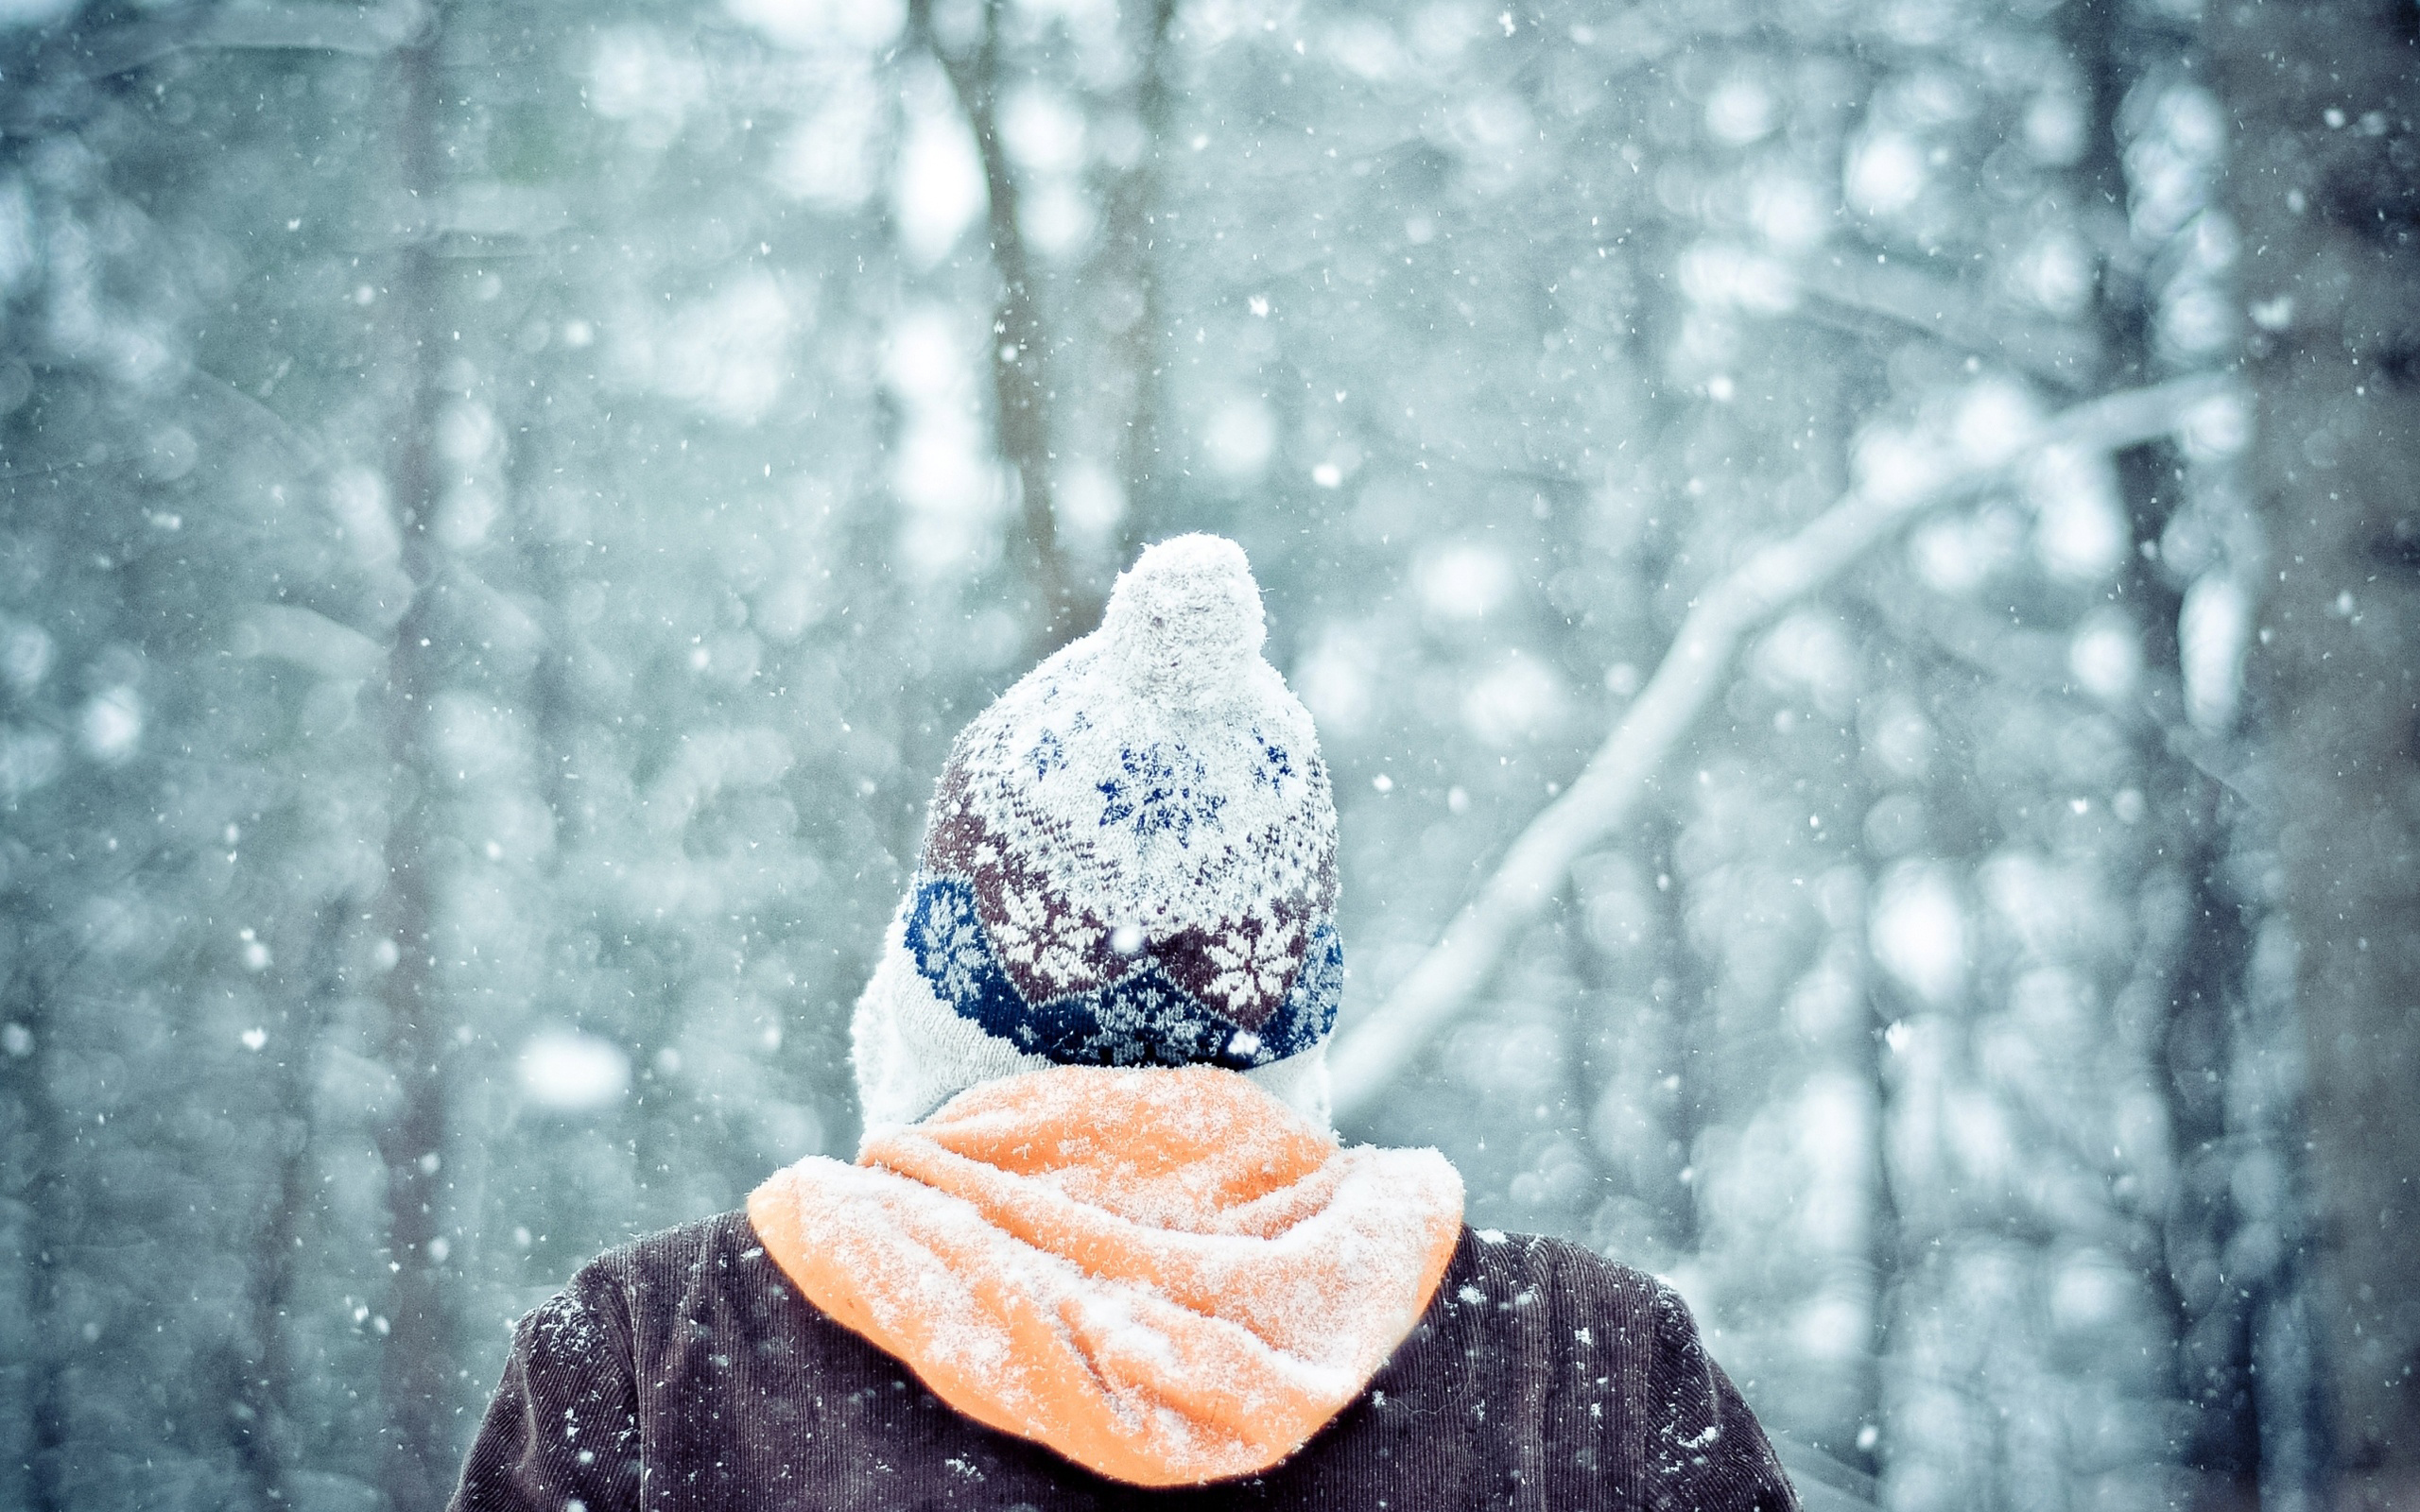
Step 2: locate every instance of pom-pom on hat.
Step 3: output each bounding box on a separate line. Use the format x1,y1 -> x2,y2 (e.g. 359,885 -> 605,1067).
851,535 -> 1341,1129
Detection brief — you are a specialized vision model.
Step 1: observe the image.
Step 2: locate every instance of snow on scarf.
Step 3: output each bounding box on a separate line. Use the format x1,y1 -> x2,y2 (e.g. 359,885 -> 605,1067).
745,1063 -> 1463,1487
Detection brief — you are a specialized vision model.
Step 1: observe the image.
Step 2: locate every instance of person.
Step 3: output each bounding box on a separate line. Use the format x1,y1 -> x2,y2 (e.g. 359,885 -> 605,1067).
448,535 -> 1800,1510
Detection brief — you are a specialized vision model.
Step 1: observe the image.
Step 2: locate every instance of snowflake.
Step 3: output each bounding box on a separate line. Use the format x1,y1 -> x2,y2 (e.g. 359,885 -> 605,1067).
1252,730 -> 1295,793
1257,922 -> 1343,1057
1024,729 -> 1066,781
1204,914 -> 1302,1017
990,882 -> 1089,989
909,880 -> 997,1008
1095,744 -> 1225,846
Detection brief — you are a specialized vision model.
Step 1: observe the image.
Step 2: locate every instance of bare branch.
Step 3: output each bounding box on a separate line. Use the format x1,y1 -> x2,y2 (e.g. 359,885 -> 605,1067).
1327,374 -> 2238,1124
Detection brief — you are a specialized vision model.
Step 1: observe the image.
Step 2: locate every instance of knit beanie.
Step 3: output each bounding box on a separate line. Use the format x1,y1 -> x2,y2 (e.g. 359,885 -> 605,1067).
851,535 -> 1342,1131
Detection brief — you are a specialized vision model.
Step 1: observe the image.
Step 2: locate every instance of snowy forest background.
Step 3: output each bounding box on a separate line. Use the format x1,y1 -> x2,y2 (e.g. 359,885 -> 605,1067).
2,0 -> 2415,1506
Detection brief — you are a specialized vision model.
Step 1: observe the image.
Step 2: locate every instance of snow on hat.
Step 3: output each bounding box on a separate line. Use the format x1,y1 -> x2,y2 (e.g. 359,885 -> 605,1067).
851,535 -> 1341,1128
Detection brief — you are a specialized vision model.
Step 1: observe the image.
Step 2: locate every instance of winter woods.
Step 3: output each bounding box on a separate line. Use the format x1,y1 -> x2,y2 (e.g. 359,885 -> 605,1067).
1,0 -> 2411,1508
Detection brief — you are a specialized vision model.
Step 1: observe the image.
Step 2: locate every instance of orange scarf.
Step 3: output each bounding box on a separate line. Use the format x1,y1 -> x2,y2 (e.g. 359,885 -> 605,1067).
746,1064 -> 1463,1486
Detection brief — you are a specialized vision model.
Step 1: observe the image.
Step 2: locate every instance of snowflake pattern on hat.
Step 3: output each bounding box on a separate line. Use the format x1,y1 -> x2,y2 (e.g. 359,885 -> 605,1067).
898,535 -> 1343,1071
903,874 -> 1341,1068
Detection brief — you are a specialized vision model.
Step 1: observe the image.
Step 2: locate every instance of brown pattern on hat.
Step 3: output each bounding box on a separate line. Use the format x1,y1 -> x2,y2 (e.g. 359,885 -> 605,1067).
922,759 -> 1338,1033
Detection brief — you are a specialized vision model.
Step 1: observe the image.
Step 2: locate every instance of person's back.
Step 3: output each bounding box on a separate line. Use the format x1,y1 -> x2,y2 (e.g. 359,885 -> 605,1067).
457,1211 -> 1789,1510
450,538 -> 1798,1511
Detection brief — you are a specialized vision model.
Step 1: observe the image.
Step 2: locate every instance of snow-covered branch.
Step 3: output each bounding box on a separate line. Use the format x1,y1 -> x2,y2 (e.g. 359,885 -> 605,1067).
1327,374 -> 2238,1125
67,1 -> 428,84
1793,257 -> 2104,390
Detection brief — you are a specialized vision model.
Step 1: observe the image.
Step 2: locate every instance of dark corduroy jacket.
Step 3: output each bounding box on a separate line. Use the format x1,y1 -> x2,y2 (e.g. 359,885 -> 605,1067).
450,1211 -> 1798,1511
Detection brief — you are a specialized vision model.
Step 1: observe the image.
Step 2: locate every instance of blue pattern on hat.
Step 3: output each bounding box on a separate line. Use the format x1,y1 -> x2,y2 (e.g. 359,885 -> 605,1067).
903,873 -> 1340,1070
1095,744 -> 1226,846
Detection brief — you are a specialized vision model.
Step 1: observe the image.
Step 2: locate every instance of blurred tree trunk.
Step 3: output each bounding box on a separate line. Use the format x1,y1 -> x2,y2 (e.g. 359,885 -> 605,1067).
908,0 -> 1097,648
372,20 -> 459,1509
3,909 -> 70,1512
236,898 -> 352,1507
2066,0 -> 2276,1496
2216,2 -> 2420,1497
1105,0 -> 1178,560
